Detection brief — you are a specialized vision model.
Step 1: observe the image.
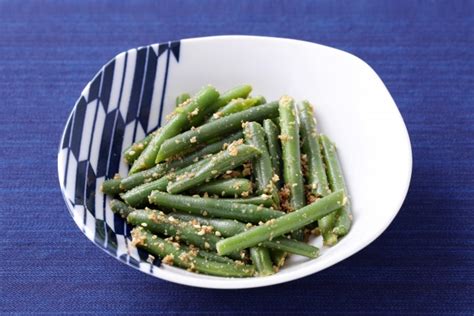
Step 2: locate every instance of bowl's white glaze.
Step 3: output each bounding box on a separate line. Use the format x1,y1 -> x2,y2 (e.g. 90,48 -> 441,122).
58,36 -> 412,288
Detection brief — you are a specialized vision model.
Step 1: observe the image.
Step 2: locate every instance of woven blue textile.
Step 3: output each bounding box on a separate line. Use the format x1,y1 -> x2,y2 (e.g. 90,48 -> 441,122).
1,1 -> 473,314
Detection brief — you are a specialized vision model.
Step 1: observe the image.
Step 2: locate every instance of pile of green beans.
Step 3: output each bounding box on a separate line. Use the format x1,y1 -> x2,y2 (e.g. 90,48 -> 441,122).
102,85 -> 352,277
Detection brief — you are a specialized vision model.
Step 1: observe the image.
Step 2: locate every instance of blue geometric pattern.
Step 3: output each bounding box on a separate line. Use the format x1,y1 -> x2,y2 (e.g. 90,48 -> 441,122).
58,41 -> 181,272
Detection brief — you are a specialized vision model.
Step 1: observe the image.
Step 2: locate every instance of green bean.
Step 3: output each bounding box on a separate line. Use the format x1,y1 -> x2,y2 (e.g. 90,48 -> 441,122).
263,119 -> 283,189
253,95 -> 266,106
317,207 -> 338,244
130,85 -> 219,174
127,209 -> 243,260
121,158 -> 211,207
216,190 -> 346,255
278,96 -> 305,211
175,93 -> 191,107
250,247 -> 274,276
180,245 -> 235,264
244,122 -> 280,206
320,135 -> 352,237
269,245 -> 287,270
119,132 -> 244,192
318,210 -> 337,246
123,131 -> 156,165
170,213 -> 247,238
167,131 -> 244,167
261,118 -> 287,265
166,144 -> 261,194
149,191 -> 285,223
209,96 -> 265,121
290,229 -> 305,243
278,96 -> 306,241
155,101 -> 279,162
192,178 -> 253,197
169,213 -> 319,258
120,164 -> 170,192
271,250 -> 287,268
270,116 -> 280,128
169,213 -> 249,237
109,199 -> 135,218
101,178 -> 122,196
200,85 -> 252,120
131,227 -> 255,277
262,238 -> 318,258
218,195 -> 274,207
298,101 -> 330,197
121,178 -> 168,207
297,102 -> 336,245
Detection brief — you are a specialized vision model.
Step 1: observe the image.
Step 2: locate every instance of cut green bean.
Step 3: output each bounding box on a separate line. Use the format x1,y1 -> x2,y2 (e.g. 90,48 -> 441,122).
290,229 -> 306,243
270,116 -> 280,128
121,157 -> 211,207
216,190 -> 345,255
253,95 -> 266,106
170,212 -> 319,258
127,209 -> 243,259
131,227 -> 255,277
167,131 -> 244,167
119,132 -> 244,192
121,178 -> 168,207
180,245 -> 235,264
200,85 -> 252,120
123,131 -> 156,165
175,93 -> 191,107
149,191 -> 285,223
120,163 -> 171,192
101,178 -> 122,196
318,209 -> 338,246
192,178 -> 253,197
262,238 -> 318,258
278,96 -> 305,211
209,96 -> 265,121
298,101 -> 330,197
218,195 -> 274,207
130,85 -> 219,174
155,101 -> 279,162
263,119 -> 283,189
317,196 -> 339,244
250,247 -> 274,276
298,101 -> 336,245
167,144 -> 261,194
109,199 -> 135,218
278,96 -> 306,241
244,122 -> 280,206
170,213 -> 249,237
196,251 -> 235,264
271,250 -> 287,268
320,135 -> 352,237
264,112 -> 287,263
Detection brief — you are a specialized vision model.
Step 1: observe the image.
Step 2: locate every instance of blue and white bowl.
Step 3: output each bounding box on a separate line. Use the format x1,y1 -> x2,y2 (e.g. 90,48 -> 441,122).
58,36 -> 412,289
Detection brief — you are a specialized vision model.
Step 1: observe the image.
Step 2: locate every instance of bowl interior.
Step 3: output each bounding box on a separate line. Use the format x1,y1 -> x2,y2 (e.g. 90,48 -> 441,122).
58,36 -> 412,288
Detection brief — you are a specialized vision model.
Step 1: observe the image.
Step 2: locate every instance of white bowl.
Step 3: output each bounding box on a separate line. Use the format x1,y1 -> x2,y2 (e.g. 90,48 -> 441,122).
57,35 -> 412,289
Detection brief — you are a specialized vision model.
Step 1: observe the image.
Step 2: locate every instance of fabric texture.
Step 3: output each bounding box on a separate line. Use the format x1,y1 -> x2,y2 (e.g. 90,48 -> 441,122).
0,1 -> 473,314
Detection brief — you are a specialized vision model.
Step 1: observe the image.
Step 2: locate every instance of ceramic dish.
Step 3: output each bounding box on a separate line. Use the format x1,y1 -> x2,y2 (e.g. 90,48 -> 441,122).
57,35 -> 412,288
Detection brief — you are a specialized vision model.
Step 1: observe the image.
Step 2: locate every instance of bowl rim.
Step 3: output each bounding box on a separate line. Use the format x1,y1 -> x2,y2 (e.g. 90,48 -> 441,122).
57,35 -> 413,289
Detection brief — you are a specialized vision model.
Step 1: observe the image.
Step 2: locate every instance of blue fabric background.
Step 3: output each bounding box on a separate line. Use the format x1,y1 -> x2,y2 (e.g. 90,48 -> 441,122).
1,0 -> 473,314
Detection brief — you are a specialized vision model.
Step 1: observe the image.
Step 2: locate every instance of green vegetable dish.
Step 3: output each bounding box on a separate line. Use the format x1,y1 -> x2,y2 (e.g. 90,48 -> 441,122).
101,84 -> 352,277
